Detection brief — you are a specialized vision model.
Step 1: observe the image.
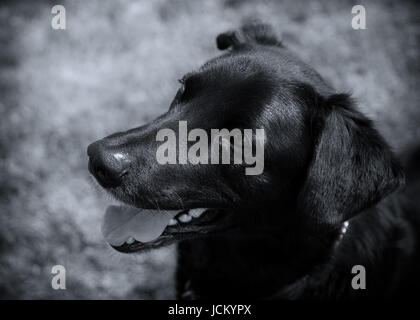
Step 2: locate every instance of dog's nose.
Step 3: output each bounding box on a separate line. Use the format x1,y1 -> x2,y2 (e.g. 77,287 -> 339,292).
87,140 -> 131,188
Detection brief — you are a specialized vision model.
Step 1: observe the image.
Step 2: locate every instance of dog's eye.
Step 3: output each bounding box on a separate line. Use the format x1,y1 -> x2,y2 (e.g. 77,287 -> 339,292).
176,78 -> 187,99
175,74 -> 198,103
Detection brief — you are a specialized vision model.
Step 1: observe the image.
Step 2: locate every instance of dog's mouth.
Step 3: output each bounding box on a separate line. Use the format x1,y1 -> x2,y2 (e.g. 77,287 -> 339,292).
101,205 -> 233,253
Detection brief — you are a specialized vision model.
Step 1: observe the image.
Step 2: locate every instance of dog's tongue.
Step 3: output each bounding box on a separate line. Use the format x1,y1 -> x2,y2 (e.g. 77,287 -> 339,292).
102,205 -> 179,247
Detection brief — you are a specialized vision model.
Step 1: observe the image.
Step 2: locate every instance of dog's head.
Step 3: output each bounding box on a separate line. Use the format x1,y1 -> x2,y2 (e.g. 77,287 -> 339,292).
87,23 -> 404,253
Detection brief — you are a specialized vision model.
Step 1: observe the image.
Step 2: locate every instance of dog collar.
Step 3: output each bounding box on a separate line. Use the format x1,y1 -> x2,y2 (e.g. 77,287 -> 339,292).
339,220 -> 350,240
334,220 -> 350,248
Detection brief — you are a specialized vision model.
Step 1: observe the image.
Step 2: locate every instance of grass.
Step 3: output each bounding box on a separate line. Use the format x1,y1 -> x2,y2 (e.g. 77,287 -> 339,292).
0,0 -> 419,299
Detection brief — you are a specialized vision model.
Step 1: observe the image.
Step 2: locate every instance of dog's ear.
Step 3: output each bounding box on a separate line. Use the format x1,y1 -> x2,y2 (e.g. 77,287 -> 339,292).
216,23 -> 281,50
298,93 -> 404,231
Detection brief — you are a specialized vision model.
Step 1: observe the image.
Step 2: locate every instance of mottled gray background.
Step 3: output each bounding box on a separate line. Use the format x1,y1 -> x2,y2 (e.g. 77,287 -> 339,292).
0,0 -> 419,299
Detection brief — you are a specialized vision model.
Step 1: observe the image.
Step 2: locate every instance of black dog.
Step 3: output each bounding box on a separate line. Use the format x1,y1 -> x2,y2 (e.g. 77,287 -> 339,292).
87,23 -> 420,299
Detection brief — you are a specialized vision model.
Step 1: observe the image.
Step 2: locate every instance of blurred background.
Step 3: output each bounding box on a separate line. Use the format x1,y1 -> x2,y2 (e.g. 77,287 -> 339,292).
0,0 -> 419,299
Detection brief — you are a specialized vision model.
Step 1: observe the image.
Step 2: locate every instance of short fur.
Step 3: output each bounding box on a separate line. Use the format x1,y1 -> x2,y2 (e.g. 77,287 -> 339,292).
88,23 -> 420,299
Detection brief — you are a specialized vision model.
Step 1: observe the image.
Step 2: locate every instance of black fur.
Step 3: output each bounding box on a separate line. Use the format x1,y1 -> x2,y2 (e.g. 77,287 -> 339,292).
216,22 -> 282,50
88,23 -> 420,299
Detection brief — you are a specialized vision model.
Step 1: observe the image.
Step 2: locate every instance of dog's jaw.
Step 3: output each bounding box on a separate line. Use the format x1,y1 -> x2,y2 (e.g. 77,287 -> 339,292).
105,206 -> 235,253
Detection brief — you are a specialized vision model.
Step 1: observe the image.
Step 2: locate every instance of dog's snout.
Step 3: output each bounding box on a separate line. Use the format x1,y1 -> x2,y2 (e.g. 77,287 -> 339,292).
87,140 -> 131,188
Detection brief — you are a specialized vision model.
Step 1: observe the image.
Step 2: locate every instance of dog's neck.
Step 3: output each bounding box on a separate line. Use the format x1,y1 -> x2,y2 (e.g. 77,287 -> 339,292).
178,192 -> 415,299
177,207 -> 348,299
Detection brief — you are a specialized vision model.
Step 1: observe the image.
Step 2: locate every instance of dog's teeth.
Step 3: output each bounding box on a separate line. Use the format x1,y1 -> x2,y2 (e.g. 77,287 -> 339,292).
178,214 -> 192,223
126,237 -> 135,244
189,208 -> 207,218
168,218 -> 178,226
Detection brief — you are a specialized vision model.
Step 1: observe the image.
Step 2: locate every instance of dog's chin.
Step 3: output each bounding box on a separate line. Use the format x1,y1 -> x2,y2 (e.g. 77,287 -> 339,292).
102,196 -> 235,254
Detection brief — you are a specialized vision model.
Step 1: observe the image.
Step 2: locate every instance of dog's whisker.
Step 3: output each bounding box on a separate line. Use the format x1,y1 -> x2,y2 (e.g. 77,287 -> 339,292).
172,191 -> 185,210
